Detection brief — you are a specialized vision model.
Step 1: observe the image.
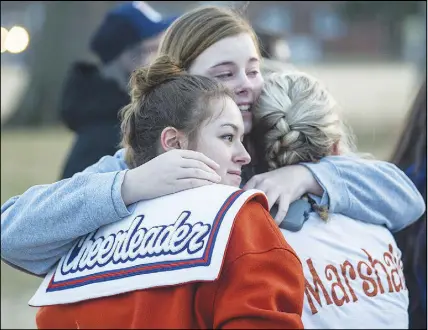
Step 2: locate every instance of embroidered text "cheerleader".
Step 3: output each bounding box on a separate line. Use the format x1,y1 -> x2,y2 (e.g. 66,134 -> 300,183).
60,211 -> 211,275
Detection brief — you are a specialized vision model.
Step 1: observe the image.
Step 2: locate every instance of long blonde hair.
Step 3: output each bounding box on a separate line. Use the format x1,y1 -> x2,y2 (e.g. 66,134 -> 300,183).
158,6 -> 260,70
253,71 -> 356,170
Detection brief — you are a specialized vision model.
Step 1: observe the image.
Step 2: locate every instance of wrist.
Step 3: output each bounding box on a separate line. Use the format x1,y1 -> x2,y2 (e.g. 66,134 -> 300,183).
299,165 -> 323,197
121,169 -> 139,205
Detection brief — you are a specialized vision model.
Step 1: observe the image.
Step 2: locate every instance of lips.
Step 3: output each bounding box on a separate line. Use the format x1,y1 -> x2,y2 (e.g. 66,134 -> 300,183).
228,170 -> 242,176
227,170 -> 242,186
238,104 -> 251,112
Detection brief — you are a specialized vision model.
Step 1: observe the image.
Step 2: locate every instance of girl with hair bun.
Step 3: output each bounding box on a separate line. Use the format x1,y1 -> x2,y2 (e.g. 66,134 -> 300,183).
1,5 -> 425,289
252,71 -> 416,329
32,56 -> 305,329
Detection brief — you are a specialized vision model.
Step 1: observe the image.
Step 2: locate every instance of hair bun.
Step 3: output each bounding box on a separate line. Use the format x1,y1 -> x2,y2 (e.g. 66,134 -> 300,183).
130,55 -> 185,101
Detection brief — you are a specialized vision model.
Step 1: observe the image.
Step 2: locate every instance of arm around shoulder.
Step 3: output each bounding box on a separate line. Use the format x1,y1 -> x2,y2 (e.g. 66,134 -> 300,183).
1,150 -> 131,275
302,155 -> 426,232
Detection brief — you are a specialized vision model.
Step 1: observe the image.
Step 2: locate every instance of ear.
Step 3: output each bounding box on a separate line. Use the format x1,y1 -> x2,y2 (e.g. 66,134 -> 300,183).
160,127 -> 188,151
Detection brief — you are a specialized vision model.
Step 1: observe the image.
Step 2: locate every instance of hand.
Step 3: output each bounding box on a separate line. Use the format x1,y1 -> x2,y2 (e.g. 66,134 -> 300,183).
121,149 -> 221,205
243,165 -> 323,224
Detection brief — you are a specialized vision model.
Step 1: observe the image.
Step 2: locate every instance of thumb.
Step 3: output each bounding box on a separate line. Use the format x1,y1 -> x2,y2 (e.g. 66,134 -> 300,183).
243,176 -> 257,190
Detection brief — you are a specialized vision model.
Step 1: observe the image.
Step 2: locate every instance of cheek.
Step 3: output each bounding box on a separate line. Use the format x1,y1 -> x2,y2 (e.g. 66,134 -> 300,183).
252,75 -> 264,100
220,80 -> 237,95
195,139 -> 229,176
207,149 -> 229,172
220,77 -> 263,98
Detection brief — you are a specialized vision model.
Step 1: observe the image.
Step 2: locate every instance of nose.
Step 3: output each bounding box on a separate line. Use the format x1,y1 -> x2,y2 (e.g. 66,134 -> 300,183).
233,141 -> 251,166
235,72 -> 252,97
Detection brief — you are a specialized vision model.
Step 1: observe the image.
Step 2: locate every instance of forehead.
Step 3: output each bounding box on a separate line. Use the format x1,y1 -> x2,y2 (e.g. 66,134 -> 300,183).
205,97 -> 244,129
190,33 -> 259,71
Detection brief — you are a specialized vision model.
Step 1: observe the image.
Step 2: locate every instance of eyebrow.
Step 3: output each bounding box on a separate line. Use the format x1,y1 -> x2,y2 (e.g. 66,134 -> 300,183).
220,123 -> 239,131
210,57 -> 259,69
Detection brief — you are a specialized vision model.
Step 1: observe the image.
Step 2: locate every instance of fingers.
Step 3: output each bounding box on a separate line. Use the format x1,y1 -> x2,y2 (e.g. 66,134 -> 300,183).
178,150 -> 220,170
274,194 -> 290,225
242,175 -> 260,190
265,189 -> 280,211
180,158 -> 219,176
177,167 -> 221,183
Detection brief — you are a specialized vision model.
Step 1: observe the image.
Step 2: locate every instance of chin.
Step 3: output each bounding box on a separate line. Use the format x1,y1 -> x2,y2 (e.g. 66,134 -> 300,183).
220,180 -> 233,187
222,176 -> 242,188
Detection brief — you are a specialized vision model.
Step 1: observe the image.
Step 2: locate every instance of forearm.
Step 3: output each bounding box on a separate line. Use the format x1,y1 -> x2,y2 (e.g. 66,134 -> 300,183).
1,171 -> 132,275
302,155 -> 426,232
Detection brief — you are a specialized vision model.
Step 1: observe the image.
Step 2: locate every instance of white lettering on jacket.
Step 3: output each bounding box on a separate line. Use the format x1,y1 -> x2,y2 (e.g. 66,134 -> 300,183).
60,211 -> 211,275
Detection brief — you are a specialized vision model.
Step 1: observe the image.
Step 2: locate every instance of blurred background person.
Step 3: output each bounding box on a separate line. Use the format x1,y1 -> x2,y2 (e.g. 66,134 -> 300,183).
391,79 -> 427,330
59,1 -> 176,179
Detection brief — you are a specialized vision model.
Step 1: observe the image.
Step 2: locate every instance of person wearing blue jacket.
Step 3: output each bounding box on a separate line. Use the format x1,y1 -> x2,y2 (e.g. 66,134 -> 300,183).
59,2 -> 176,179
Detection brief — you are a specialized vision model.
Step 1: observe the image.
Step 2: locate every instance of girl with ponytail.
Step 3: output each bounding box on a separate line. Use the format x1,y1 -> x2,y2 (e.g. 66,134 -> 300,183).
34,56 -> 305,329
252,71 -> 414,329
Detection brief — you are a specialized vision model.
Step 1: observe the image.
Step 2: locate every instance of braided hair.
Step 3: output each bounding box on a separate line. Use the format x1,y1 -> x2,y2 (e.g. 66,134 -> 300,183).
253,71 -> 357,221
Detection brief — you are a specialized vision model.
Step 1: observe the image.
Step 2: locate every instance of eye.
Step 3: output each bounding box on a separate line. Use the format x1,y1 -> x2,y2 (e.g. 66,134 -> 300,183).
247,70 -> 259,77
215,72 -> 233,80
221,134 -> 234,142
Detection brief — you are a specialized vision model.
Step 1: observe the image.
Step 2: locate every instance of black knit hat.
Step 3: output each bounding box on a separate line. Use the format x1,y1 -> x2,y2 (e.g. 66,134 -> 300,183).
90,1 -> 176,64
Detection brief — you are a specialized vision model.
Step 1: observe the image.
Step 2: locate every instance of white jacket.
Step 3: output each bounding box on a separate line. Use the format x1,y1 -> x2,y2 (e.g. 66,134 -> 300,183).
283,213 -> 408,329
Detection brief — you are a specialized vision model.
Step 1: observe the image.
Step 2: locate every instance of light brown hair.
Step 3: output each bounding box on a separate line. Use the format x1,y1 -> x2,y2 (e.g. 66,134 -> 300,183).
120,55 -> 233,168
158,5 -> 260,70
253,72 -> 356,170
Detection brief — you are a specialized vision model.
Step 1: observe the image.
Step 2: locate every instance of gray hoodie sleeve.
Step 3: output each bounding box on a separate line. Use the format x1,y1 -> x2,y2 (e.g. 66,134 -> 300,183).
302,155 -> 426,232
1,151 -> 132,275
1,152 -> 425,276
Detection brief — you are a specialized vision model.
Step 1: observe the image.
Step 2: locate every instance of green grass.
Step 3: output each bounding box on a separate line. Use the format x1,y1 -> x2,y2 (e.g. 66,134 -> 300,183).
1,127 -> 73,204
1,127 -> 74,329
